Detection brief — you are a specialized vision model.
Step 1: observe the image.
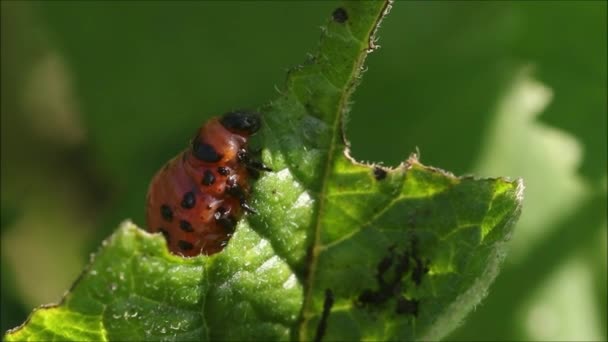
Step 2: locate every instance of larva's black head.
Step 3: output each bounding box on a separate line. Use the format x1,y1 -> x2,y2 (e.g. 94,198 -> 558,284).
220,111 -> 261,135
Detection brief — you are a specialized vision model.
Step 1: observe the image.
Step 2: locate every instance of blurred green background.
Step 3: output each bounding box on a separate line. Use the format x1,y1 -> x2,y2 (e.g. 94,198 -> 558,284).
1,1 -> 606,340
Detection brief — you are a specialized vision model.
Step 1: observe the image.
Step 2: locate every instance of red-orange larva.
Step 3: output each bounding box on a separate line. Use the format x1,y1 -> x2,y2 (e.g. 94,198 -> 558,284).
146,111 -> 269,256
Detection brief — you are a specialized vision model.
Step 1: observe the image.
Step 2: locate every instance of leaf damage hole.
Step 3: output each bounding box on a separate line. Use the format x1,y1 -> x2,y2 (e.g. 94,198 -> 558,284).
332,7 -> 348,23
356,238 -> 429,316
314,289 -> 334,342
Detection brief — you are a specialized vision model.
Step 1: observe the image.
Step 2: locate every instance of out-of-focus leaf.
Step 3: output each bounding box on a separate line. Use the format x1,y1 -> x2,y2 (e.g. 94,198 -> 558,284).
513,1 -> 607,181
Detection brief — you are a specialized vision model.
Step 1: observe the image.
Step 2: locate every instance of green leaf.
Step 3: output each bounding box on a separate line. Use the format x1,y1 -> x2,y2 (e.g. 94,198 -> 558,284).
5,1 -> 523,341
5,221 -> 302,341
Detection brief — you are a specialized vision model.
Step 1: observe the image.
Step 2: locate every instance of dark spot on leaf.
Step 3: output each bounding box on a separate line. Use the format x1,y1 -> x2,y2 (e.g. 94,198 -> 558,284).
181,191 -> 196,209
358,289 -> 387,305
160,205 -> 173,222
178,240 -> 193,251
373,166 -> 387,181
410,236 -> 430,286
358,246 -> 405,307
376,247 -> 396,287
332,7 -> 348,23
393,251 -> 411,284
179,220 -> 193,232
202,170 -> 216,186
412,257 -> 430,286
314,289 -> 334,342
395,297 -> 419,316
357,240 -> 429,313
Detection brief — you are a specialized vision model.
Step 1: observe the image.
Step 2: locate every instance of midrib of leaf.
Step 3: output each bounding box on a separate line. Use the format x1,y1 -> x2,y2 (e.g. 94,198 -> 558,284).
298,1 -> 392,339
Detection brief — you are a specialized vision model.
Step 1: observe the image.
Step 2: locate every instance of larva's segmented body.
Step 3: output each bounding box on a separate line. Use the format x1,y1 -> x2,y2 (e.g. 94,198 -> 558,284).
146,111 -> 268,256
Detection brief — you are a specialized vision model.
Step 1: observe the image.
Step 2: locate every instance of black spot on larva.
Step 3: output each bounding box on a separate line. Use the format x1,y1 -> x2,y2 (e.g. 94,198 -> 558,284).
192,140 -> 222,163
202,170 -> 216,186
395,297 -> 419,316
178,240 -> 193,251
179,220 -> 194,232
314,289 -> 334,342
159,228 -> 170,242
160,205 -> 173,222
217,166 -> 230,176
332,7 -> 348,23
373,166 -> 387,181
181,191 -> 196,209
